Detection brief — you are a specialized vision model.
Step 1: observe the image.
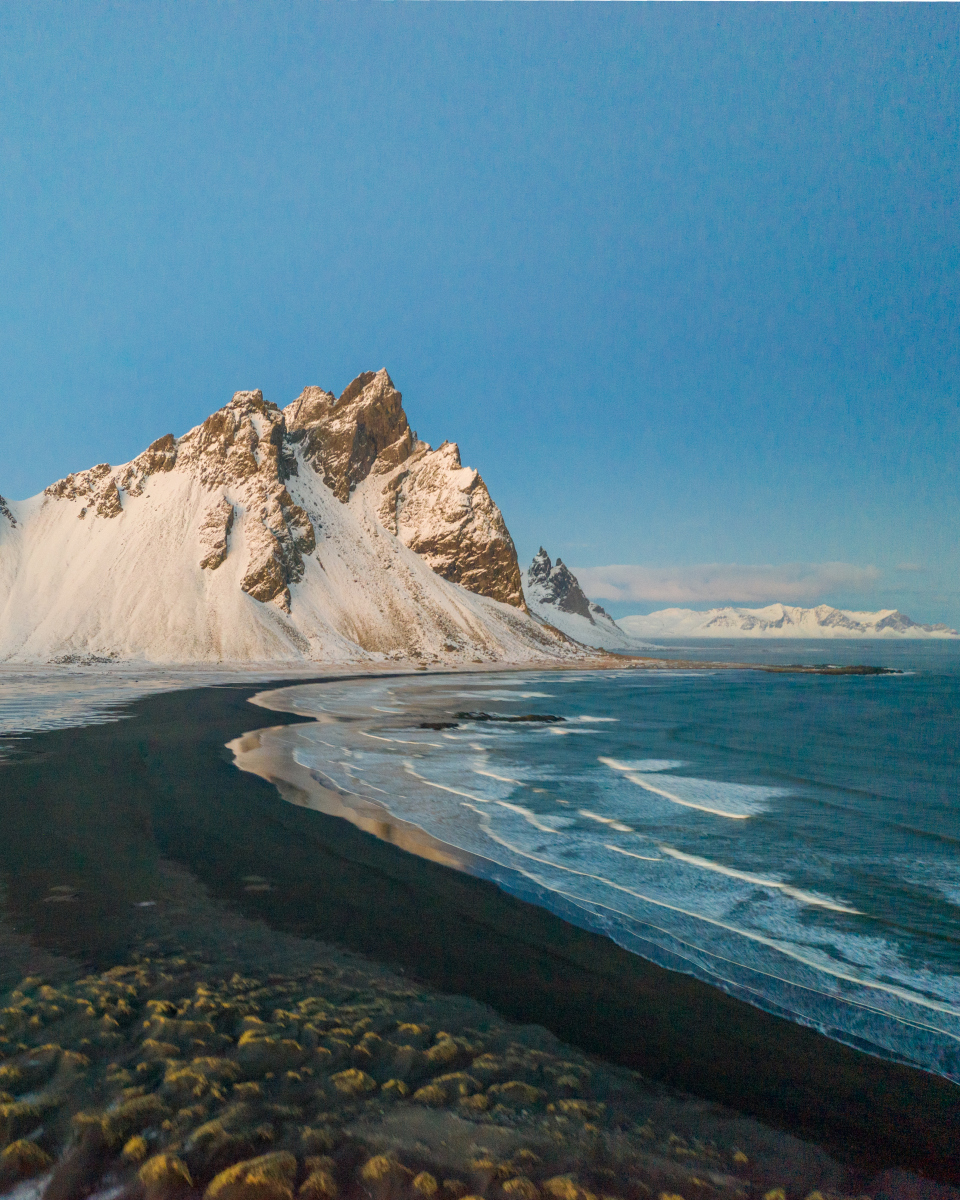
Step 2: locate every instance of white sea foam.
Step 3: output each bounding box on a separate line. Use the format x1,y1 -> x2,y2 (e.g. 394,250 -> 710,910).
605,844 -> 663,861
579,810 -> 634,832
623,772 -> 777,819
452,690 -> 554,700
258,669 -> 960,1082
599,757 -> 686,773
473,767 -> 525,785
658,845 -> 861,912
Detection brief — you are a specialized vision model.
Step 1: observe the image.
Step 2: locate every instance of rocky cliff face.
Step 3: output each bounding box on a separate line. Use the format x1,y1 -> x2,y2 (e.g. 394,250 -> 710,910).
523,549 -> 635,650
526,547 -> 611,620
44,390 -> 317,611
285,371 -> 414,503
0,495 -> 14,527
8,371 -> 561,664
176,390 -> 316,610
285,370 -> 525,608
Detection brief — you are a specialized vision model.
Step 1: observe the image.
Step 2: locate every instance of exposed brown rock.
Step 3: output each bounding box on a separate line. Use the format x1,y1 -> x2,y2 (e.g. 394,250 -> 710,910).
239,486 -> 316,610
45,463 -> 123,520
178,391 -> 287,490
95,477 -> 123,519
285,370 -> 414,503
286,372 -> 525,609
0,494 -> 15,527
35,371 -> 523,613
118,433 -> 178,496
199,498 -> 235,571
177,392 -> 316,609
378,442 -> 525,609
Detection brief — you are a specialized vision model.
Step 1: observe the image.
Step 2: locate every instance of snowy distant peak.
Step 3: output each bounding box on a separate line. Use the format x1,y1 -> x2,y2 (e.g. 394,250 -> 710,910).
523,549 -> 635,650
618,603 -> 958,639
285,369 -> 413,504
0,494 -> 15,527
526,548 -> 613,623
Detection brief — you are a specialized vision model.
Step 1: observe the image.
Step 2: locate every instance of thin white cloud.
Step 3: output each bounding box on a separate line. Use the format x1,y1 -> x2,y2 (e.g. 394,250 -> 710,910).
570,562 -> 881,604
895,562 -> 924,573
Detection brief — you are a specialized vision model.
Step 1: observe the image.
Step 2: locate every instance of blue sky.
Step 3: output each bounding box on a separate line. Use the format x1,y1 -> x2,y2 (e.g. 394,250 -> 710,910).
1,4 -> 957,622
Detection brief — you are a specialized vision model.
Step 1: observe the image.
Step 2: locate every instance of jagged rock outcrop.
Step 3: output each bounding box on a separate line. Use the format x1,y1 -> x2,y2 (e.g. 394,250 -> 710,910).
524,549 -> 635,651
0,495 -> 14,527
177,390 -> 316,609
286,370 -> 525,609
43,390 -> 317,611
45,463 -> 123,519
377,441 -> 525,608
117,434 -> 178,496
198,498 -> 235,571
286,371 -> 413,502
527,547 -> 614,621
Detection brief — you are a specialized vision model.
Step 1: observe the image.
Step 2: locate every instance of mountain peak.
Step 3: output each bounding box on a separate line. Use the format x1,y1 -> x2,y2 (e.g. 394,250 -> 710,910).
286,369 -> 412,503
523,550 -> 632,650
1,371 -> 550,661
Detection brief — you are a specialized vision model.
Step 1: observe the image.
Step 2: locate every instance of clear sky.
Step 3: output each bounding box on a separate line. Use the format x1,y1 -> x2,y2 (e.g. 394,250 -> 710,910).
1,4 -> 957,623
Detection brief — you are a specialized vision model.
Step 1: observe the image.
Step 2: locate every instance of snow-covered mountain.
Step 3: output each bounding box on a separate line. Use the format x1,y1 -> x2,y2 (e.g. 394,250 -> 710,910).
523,549 -> 639,650
0,371 -> 582,665
618,603 -> 958,639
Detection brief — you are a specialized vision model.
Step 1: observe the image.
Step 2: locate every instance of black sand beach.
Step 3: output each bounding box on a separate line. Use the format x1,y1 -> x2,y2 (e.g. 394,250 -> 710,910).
0,676 -> 957,1195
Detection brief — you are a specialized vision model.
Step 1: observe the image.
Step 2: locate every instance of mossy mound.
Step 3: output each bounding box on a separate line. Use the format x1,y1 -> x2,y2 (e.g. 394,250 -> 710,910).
1,1137 -> 53,1181
206,1150 -> 298,1200
139,1152 -> 193,1198
0,955 -> 883,1200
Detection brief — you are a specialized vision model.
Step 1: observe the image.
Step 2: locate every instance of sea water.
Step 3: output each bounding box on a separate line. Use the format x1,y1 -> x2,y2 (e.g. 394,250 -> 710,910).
272,641 -> 960,1083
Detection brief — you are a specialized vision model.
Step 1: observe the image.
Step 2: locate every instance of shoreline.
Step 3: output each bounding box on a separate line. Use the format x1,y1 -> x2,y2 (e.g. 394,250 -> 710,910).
0,674 -> 956,1189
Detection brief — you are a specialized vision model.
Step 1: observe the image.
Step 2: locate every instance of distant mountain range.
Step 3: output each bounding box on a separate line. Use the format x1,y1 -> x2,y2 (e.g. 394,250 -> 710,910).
524,559 -> 956,642
0,371 -> 580,665
618,603 -> 958,639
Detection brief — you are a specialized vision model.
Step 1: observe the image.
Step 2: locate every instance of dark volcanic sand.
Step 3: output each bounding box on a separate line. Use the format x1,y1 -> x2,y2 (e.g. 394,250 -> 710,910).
0,677 -> 957,1193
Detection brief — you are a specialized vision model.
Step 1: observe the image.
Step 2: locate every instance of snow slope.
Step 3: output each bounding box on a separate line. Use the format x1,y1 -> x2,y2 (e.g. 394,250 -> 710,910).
618,604 -> 958,639
523,549 -> 641,651
0,378 -> 579,665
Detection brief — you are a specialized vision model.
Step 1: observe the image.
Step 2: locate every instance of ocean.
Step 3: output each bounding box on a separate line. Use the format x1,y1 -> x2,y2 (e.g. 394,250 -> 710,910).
259,640 -> 960,1084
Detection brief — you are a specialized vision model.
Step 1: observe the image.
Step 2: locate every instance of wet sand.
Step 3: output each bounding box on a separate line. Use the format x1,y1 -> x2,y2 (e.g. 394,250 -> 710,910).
0,675 -> 957,1195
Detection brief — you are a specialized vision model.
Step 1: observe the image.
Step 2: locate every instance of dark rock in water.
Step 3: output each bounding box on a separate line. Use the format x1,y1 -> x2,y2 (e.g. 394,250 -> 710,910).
454,711 -> 565,724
